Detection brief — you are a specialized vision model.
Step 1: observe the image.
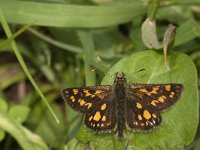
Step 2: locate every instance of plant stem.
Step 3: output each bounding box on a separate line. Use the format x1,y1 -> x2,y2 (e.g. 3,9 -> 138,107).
78,30 -> 96,86
148,0 -> 161,20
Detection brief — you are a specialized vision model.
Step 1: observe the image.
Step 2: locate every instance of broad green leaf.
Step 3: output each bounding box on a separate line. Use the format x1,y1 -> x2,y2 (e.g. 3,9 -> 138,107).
141,19 -> 162,49
8,105 -> 30,123
77,50 -> 199,150
175,19 -> 200,47
0,0 -> 145,28
0,112 -> 48,150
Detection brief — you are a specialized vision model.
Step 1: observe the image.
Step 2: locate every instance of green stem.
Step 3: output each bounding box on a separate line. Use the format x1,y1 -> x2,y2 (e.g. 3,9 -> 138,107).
28,28 -> 82,53
148,0 -> 161,20
78,30 -> 96,86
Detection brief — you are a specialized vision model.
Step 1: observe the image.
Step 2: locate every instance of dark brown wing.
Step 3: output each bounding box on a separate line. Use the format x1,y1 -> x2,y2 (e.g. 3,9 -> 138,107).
84,99 -> 116,132
62,85 -> 117,132
61,85 -> 112,113
126,96 -> 162,131
126,84 -> 183,131
128,84 -> 183,111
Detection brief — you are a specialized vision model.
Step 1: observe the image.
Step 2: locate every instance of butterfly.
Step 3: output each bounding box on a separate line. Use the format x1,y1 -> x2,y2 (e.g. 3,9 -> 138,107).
61,72 -> 183,138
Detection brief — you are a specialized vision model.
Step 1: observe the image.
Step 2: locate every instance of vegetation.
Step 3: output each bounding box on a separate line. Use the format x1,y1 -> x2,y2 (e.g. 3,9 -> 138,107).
0,0 -> 199,150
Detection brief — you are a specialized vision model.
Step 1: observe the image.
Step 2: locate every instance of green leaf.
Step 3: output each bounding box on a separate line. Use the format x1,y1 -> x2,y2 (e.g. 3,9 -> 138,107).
0,112 -> 48,150
8,105 -> 30,123
175,19 -> 200,47
0,0 -> 145,28
141,19 -> 162,49
77,50 -> 199,150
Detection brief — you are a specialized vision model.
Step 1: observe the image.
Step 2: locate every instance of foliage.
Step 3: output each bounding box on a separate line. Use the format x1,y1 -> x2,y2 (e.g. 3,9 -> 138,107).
0,0 -> 199,150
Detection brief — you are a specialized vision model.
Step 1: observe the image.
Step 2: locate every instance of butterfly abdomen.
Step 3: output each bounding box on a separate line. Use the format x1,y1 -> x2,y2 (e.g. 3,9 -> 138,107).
115,83 -> 126,138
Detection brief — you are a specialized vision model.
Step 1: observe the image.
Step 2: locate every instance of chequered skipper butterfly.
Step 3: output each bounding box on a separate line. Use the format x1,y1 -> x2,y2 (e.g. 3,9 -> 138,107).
61,72 -> 183,138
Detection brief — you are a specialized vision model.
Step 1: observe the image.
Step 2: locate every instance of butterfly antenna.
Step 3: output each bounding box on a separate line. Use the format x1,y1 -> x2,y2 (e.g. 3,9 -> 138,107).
90,66 -> 106,75
133,68 -> 146,74
127,68 -> 146,79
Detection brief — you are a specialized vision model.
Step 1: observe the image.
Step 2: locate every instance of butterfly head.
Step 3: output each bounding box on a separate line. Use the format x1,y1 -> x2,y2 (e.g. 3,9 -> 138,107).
114,72 -> 126,84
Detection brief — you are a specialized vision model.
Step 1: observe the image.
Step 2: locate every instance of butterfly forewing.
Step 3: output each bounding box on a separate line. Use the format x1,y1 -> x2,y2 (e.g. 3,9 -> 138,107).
61,85 -> 112,113
128,84 -> 183,111
62,85 -> 117,132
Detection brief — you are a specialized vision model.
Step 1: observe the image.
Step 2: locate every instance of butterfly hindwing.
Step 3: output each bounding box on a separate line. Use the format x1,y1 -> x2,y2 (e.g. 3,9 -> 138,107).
61,85 -> 112,113
126,83 -> 183,131
84,100 -> 116,132
126,96 -> 162,131
128,84 -> 183,111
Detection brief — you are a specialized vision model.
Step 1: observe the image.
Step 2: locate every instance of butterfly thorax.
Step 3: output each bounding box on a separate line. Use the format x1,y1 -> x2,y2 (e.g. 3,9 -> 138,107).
114,72 -> 127,138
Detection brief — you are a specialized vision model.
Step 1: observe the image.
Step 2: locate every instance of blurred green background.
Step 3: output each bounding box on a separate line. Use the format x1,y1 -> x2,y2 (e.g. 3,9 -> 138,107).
0,0 -> 199,150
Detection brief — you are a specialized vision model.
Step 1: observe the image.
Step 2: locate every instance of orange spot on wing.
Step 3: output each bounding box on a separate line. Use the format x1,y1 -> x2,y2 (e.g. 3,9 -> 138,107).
79,99 -> 86,106
151,100 -> 159,106
138,115 -> 142,120
158,96 -> 165,103
171,92 -> 175,95
94,90 -> 103,94
165,85 -> 171,91
169,92 -> 175,98
152,114 -> 157,118
136,102 -> 142,109
85,103 -> 92,109
73,89 -> 78,95
93,111 -> 101,121
101,104 -> 107,110
70,96 -> 75,102
139,88 -> 151,96
83,89 -> 92,97
143,110 -> 151,120
139,88 -> 148,93
89,116 -> 93,121
102,116 -> 106,121
150,86 -> 160,94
